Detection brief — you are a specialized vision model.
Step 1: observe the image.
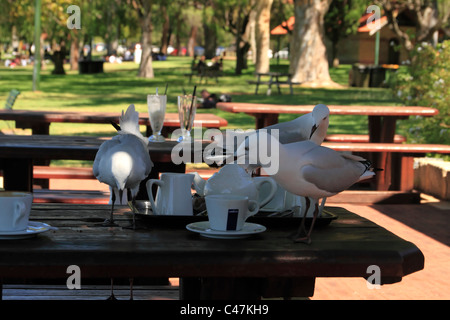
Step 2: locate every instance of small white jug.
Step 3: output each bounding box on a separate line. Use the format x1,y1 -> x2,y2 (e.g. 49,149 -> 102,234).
146,173 -> 194,215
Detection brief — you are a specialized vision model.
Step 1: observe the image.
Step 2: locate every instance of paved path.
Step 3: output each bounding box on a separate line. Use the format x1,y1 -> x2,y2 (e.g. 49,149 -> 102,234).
312,200 -> 450,300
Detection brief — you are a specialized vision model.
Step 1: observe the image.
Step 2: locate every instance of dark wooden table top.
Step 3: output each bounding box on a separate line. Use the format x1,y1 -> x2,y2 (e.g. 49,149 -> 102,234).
0,204 -> 424,285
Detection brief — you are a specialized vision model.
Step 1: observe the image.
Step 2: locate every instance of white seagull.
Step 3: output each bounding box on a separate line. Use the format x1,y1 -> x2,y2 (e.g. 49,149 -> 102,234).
93,104 -> 153,227
235,134 -> 376,244
208,104 -> 330,170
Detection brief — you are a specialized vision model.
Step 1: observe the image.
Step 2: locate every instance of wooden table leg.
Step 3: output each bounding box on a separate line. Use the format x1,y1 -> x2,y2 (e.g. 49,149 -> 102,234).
250,113 -> 279,130
2,158 -> 33,192
368,116 -> 398,191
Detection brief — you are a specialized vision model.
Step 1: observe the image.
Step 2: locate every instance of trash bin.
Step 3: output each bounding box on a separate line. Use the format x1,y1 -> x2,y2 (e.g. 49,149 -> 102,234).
369,66 -> 386,87
78,60 -> 104,74
350,64 -> 371,87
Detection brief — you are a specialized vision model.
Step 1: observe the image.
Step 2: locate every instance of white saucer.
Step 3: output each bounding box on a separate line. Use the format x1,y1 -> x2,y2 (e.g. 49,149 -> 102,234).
186,221 -> 266,239
0,221 -> 56,239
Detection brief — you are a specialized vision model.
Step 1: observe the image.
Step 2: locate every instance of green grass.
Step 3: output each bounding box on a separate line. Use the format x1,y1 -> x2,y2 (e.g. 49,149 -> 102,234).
0,56 -> 403,140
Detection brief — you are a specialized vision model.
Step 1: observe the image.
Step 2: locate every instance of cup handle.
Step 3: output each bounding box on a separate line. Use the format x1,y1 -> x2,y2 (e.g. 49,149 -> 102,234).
254,177 -> 277,207
245,200 -> 260,220
14,201 -> 26,229
146,179 -> 164,214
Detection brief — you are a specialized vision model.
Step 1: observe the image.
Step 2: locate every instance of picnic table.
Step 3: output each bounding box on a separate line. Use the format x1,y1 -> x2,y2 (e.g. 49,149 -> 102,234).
0,203 -> 424,300
0,109 -> 228,136
0,135 -> 210,195
248,72 -> 297,95
216,102 -> 445,193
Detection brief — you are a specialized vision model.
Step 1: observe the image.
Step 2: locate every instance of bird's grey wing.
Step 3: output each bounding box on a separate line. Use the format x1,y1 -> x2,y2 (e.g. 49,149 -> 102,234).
301,159 -> 365,194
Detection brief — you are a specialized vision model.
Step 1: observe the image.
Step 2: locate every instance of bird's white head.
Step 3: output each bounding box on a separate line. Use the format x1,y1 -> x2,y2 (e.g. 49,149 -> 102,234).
309,104 -> 330,144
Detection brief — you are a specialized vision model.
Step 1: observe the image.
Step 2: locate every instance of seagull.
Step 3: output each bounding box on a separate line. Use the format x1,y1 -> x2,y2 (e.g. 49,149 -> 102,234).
235,134 -> 376,244
207,104 -> 330,170
93,104 -> 153,227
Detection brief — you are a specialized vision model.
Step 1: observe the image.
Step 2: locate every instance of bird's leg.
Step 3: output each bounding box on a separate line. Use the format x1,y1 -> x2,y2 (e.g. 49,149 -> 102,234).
302,201 -> 319,244
124,196 -> 137,230
103,189 -> 117,226
289,197 -> 310,241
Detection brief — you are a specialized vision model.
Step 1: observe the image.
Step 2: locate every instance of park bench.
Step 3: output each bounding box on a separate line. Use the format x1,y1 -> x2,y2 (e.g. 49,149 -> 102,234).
185,65 -> 223,84
28,141 -> 450,204
247,73 -> 300,95
29,166 -> 220,204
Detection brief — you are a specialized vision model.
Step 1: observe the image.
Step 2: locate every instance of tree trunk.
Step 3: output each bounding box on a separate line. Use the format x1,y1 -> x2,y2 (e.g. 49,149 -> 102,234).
289,0 -> 338,87
255,0 -> 273,74
160,4 -> 170,55
203,23 -> 217,59
138,1 -> 154,78
187,25 -> 198,57
69,37 -> 79,71
234,12 -> 251,75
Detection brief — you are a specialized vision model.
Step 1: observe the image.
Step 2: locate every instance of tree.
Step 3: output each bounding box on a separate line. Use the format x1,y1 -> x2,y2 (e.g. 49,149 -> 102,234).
324,0 -> 368,67
289,0 -> 339,87
215,0 -> 254,75
133,0 -> 154,78
376,0 -> 450,52
254,0 -> 273,73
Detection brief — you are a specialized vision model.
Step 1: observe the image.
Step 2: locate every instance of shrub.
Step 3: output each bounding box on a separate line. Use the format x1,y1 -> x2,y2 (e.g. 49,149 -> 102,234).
389,40 -> 449,150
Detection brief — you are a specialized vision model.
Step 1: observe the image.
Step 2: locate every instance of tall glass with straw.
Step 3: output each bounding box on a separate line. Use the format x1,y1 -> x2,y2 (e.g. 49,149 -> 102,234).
147,87 -> 167,142
177,86 -> 197,143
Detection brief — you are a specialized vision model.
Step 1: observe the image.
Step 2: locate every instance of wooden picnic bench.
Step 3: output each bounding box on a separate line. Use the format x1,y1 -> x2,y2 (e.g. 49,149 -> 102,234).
0,203 -> 424,300
216,102 -> 445,194
185,63 -> 223,84
0,109 -> 228,136
247,72 -> 299,95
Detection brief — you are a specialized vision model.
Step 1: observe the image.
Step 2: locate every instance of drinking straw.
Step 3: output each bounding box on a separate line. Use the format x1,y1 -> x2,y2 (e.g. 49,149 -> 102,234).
190,85 -> 197,108
164,83 -> 168,95
156,87 -> 158,95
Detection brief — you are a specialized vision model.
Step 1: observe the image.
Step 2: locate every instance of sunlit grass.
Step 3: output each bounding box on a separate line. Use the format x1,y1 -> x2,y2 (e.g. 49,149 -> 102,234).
0,56 -> 402,139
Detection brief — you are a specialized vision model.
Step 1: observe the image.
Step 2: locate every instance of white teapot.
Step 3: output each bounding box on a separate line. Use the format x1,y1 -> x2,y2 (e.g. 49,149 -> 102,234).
191,164 -> 277,208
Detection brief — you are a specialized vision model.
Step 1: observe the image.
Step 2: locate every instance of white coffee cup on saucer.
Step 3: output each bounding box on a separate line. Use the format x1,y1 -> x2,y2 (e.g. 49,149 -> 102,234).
0,192 -> 33,232
205,195 -> 259,231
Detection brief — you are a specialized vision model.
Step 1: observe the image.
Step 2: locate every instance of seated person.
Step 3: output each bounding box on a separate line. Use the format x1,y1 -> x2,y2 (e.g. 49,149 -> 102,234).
200,89 -> 217,108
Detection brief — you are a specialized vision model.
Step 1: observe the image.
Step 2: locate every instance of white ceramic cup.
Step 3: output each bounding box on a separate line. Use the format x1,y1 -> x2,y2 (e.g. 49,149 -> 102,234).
0,192 -> 33,232
205,195 -> 259,231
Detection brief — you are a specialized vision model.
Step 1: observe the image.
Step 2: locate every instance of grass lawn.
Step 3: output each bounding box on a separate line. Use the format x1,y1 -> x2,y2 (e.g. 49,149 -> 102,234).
0,56 -> 405,166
